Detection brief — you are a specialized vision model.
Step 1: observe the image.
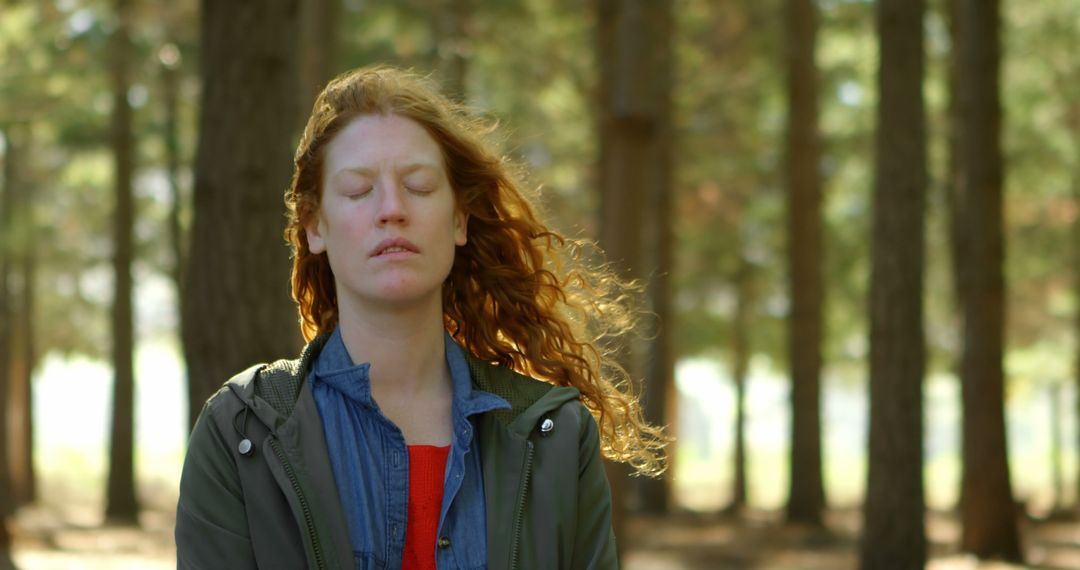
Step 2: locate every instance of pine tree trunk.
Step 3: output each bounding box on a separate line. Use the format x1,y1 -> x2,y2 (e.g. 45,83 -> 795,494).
8,227 -> 35,508
0,126 -> 16,532
105,0 -> 139,524
595,0 -> 674,520
1068,101 -> 1080,514
162,40 -> 185,309
859,0 -> 927,566
784,0 -> 826,525
9,126 -> 36,508
639,0 -> 675,516
433,0 -> 469,102
1049,385 -> 1063,511
1074,135 -> 1080,515
730,254 -> 753,511
955,0 -> 1022,560
160,33 -> 190,445
300,0 -> 340,112
184,0 -> 302,428
1,124 -> 35,510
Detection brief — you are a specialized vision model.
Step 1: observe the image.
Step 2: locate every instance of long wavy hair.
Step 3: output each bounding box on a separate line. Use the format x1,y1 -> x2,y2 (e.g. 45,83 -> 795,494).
284,66 -> 665,475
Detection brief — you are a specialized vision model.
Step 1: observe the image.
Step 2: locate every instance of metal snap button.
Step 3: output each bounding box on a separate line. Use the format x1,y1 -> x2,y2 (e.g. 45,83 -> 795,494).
540,418 -> 554,434
238,438 -> 253,456
438,536 -> 451,549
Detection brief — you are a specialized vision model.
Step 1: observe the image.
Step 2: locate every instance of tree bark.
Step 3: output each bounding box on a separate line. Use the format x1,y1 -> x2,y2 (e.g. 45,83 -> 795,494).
729,253 -> 753,512
595,0 -> 674,521
1049,385 -> 1063,511
639,0 -> 675,517
0,126 -> 16,538
1074,124 -> 1080,515
783,0 -> 826,526
954,0 -> 1022,560
184,0 -> 302,428
859,0 -> 927,566
7,142 -> 35,507
105,0 -> 139,524
300,0 -> 340,113
433,0 -> 469,102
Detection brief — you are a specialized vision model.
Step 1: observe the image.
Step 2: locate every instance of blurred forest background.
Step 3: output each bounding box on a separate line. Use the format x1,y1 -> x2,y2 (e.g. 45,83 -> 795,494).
0,0 -> 1079,568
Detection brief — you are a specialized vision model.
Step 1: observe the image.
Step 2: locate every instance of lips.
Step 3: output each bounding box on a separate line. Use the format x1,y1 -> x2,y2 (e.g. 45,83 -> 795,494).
370,237 -> 420,257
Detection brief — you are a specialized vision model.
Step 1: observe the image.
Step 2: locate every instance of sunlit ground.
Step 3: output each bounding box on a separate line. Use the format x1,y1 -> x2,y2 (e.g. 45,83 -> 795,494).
9,334 -> 1078,568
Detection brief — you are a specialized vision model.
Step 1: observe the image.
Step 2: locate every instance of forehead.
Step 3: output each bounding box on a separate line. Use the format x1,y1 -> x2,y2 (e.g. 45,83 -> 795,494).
323,114 -> 445,176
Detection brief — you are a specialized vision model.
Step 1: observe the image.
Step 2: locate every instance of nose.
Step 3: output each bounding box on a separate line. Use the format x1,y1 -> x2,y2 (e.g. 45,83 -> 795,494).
376,182 -> 408,226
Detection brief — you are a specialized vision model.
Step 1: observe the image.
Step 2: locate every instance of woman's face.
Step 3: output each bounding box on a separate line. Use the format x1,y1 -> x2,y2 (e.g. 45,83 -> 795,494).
306,113 -> 467,312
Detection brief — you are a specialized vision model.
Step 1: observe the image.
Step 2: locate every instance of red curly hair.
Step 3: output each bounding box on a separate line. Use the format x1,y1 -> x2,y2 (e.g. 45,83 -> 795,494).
284,66 -> 665,475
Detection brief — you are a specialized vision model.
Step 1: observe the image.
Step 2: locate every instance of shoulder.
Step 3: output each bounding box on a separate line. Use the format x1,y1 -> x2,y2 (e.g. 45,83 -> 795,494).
465,355 -> 585,425
202,334 -> 331,419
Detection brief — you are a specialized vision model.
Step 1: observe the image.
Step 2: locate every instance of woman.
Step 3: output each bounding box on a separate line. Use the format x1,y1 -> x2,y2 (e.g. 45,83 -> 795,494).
176,66 -> 665,570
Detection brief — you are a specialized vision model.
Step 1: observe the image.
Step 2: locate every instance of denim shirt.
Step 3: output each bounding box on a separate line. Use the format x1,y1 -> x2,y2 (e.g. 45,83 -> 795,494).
310,328 -> 510,570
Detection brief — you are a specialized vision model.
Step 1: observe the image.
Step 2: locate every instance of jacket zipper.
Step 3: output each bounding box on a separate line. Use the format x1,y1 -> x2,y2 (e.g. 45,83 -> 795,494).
509,440 -> 535,570
269,436 -> 326,570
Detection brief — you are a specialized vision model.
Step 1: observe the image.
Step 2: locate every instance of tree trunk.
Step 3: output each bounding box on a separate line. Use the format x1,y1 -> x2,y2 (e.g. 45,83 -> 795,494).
729,253 -> 753,512
105,0 -> 139,524
300,0 -> 340,113
859,0 -> 927,566
184,0 -> 302,428
1074,130 -> 1080,514
433,0 -> 469,102
0,127 -> 16,566
162,41 -> 185,308
8,164 -> 35,508
1,124 -> 34,510
595,0 -> 674,521
783,0 -> 826,526
639,0 -> 675,516
954,0 -> 1022,560
160,32 -> 191,449
1049,385 -> 1063,511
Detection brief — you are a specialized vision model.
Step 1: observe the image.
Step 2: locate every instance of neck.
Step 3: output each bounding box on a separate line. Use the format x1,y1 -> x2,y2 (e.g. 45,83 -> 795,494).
335,292 -> 449,397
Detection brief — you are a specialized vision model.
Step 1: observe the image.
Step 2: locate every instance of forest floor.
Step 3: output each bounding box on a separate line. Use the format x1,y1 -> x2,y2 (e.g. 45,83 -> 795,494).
6,505 -> 1080,569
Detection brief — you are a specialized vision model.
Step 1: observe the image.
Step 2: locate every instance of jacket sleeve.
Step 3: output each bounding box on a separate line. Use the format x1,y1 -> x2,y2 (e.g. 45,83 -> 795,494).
571,406 -> 619,569
175,399 -> 258,570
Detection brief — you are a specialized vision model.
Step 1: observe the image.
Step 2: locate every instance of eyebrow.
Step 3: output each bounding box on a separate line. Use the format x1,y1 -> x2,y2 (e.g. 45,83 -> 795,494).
331,162 -> 442,180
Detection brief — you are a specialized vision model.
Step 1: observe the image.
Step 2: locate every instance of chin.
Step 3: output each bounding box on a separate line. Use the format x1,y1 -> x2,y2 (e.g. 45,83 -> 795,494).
368,279 -> 444,306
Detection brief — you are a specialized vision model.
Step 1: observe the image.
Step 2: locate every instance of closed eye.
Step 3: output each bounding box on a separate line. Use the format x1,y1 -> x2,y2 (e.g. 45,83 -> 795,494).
346,187 -> 373,199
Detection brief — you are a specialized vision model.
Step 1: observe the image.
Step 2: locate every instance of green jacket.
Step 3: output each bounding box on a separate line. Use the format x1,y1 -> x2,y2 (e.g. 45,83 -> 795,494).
175,336 -> 618,569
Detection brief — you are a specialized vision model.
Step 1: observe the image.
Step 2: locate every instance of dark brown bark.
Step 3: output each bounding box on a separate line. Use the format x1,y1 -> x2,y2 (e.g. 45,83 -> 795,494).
954,0 -> 1022,560
162,45 -> 185,302
0,123 -> 26,570
300,0 -> 340,113
730,254 -> 753,511
8,189 -> 35,507
184,0 -> 302,428
0,128 -> 15,524
944,0 -> 965,311
783,0 -> 826,526
859,0 -> 927,566
595,0 -> 674,519
433,0 -> 469,102
1074,129 -> 1080,514
105,0 -> 139,524
639,0 -> 675,516
160,33 -> 191,443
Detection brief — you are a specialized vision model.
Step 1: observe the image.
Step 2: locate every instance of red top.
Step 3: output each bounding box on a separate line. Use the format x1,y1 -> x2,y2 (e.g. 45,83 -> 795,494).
402,445 -> 450,570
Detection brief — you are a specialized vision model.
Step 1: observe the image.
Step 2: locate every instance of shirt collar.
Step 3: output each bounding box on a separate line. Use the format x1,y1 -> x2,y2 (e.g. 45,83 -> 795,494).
311,327 -> 510,418
444,332 -> 510,418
